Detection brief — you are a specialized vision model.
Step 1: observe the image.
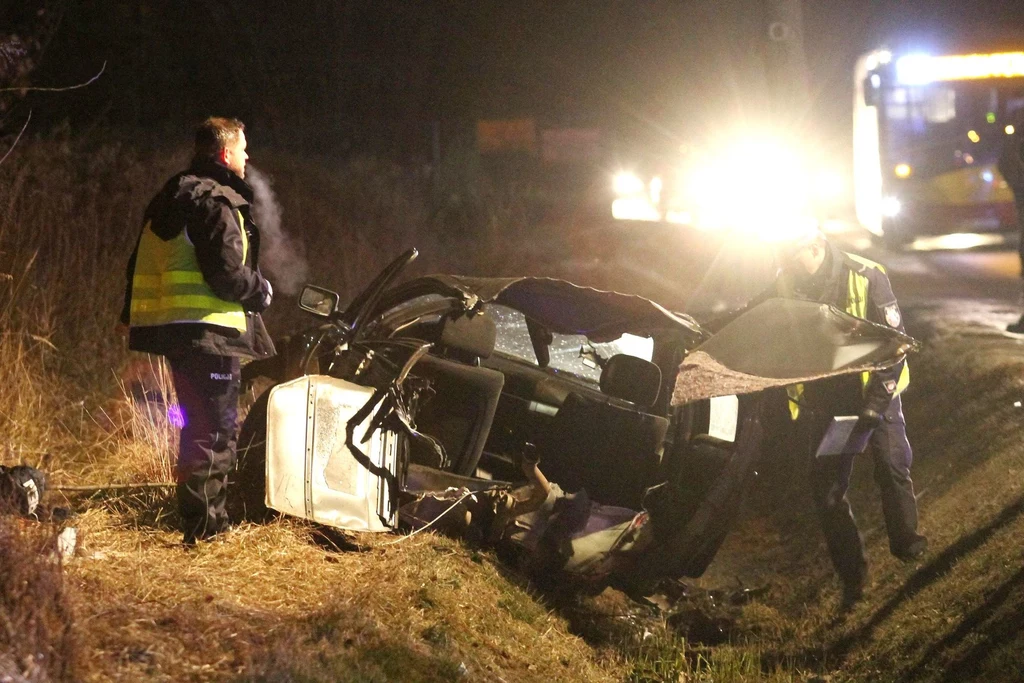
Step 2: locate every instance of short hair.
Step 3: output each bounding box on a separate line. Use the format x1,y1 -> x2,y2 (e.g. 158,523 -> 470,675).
194,117 -> 245,158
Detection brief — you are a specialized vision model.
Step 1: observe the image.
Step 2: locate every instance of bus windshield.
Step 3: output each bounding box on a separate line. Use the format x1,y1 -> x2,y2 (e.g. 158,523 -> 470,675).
881,82 -> 1024,169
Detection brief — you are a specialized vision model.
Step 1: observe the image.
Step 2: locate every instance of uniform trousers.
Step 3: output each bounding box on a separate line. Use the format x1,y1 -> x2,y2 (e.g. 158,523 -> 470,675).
807,395 -> 922,587
168,351 -> 241,542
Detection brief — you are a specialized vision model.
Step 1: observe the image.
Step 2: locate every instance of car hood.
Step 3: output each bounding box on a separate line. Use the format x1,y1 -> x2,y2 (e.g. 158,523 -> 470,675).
381,275 -> 708,344
672,297 -> 920,405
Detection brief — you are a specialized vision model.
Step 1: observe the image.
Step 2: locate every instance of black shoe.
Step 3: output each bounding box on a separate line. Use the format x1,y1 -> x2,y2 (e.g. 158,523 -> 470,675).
893,535 -> 928,563
182,522 -> 234,547
1008,318 -> 1024,334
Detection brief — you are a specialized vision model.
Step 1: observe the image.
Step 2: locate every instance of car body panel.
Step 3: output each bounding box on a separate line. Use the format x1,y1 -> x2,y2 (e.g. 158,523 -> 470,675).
374,275 -> 708,344
672,297 -> 919,405
265,375 -> 399,532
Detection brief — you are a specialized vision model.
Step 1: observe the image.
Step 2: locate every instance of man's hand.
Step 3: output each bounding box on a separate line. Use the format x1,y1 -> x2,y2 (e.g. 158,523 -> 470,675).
262,280 -> 273,309
857,408 -> 884,431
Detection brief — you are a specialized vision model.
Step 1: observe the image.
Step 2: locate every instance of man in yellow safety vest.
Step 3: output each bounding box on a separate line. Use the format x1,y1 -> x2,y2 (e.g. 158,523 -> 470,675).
769,229 -> 927,607
121,117 -> 275,545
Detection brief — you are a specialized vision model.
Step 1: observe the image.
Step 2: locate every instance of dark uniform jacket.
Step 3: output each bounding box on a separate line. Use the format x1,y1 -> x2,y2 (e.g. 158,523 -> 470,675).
121,159 -> 276,360
772,240 -> 907,416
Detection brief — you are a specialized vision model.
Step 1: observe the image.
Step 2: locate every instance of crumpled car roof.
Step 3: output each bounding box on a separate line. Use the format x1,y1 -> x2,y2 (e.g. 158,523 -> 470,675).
380,275 -> 708,344
672,297 -> 920,405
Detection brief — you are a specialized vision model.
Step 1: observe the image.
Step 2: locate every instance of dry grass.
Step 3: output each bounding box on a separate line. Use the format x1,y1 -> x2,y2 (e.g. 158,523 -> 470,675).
65,509 -> 623,682
8,132 -> 1024,681
0,134 -> 626,681
0,517 -> 76,681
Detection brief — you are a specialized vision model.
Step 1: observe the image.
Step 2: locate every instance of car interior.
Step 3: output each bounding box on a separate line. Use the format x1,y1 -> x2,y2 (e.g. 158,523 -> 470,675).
405,311 -> 505,476
405,306 -> 675,511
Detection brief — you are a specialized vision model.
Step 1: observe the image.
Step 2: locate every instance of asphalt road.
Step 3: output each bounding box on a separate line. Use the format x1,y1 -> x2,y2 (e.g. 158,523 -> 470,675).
563,215 -> 1024,334
825,223 -> 1023,334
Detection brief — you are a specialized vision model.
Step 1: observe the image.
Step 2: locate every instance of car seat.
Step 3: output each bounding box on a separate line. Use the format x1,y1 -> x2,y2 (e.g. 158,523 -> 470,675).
409,311 -> 504,476
538,354 -> 669,509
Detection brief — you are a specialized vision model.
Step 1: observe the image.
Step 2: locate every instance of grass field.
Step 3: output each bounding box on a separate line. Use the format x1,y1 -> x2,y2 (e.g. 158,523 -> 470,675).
3,136 -> 1024,681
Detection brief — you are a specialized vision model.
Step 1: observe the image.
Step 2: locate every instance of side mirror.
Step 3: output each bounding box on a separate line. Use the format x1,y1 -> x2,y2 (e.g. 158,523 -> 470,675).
299,285 -> 340,318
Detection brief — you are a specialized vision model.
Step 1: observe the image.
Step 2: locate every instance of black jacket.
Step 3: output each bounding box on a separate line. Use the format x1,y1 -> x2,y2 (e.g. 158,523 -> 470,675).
121,159 -> 276,359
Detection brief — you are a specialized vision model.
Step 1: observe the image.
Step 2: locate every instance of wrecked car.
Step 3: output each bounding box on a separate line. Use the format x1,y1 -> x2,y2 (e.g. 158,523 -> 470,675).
234,248 -> 918,593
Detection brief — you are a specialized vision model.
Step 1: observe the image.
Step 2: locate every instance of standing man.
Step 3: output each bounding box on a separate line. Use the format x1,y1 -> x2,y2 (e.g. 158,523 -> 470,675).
121,117 -> 275,545
998,109 -> 1024,333
768,229 -> 927,606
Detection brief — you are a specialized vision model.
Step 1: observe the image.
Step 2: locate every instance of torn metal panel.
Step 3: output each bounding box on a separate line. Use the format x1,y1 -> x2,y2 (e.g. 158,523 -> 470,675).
672,298 -> 918,405
375,275 -> 708,345
632,400 -> 766,583
265,375 -> 399,532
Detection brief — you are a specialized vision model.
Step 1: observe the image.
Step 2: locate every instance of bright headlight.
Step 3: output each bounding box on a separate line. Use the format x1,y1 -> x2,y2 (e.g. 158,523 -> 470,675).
662,127 -> 842,242
813,170 -> 844,200
613,172 -> 645,196
881,196 -> 902,217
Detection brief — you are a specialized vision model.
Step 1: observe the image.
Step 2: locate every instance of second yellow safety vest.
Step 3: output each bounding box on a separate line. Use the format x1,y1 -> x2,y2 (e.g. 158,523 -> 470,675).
786,254 -> 910,420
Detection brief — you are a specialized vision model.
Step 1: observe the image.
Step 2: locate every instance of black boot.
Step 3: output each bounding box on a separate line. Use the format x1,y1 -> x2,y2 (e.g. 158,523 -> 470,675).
841,574 -> 866,609
893,534 -> 928,563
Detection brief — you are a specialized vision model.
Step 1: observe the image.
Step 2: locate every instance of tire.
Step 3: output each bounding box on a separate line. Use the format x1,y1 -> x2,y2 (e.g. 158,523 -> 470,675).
228,391 -> 274,523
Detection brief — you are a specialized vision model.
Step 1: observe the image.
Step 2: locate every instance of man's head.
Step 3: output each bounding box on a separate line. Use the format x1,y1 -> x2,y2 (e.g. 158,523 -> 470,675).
776,229 -> 829,278
194,117 -> 248,178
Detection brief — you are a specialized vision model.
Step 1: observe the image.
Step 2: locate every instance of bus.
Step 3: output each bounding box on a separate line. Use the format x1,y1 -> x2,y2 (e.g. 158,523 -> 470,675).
855,48 -> 1024,246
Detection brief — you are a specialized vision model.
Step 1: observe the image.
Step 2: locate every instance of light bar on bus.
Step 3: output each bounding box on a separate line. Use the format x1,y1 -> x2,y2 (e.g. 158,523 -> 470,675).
897,52 -> 1024,85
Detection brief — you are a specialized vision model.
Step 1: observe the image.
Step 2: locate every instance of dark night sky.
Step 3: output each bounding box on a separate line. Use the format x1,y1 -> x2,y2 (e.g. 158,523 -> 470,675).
6,1 -> 1024,165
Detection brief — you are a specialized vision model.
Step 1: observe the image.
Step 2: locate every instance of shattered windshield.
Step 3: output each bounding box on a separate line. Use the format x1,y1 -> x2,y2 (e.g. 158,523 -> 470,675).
488,304 -> 654,383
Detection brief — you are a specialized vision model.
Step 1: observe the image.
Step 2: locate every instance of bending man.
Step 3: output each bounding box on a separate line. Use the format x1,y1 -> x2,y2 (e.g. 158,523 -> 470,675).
766,229 -> 927,606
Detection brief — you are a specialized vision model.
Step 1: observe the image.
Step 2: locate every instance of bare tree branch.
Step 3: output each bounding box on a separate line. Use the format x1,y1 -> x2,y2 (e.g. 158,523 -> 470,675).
0,109 -> 31,166
0,60 -> 105,93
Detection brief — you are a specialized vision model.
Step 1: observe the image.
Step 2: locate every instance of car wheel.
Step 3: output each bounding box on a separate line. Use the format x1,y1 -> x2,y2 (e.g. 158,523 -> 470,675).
229,391 -> 275,523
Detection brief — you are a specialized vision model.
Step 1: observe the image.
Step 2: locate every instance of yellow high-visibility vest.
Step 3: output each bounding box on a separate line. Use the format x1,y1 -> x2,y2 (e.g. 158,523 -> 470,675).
129,210 -> 248,332
787,254 -> 910,420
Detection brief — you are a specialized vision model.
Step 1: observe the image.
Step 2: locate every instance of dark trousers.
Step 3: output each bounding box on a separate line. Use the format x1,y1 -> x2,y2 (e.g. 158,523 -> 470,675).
169,352 -> 241,542
808,395 -> 922,586
1015,193 -> 1024,277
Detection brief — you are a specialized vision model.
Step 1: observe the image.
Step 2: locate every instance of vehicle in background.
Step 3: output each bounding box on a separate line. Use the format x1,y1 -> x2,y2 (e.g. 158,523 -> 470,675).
609,130 -> 845,243
856,47 -> 1024,246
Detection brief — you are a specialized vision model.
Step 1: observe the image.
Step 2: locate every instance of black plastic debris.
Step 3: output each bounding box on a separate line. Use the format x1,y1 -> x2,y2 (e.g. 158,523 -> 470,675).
0,465 -> 46,518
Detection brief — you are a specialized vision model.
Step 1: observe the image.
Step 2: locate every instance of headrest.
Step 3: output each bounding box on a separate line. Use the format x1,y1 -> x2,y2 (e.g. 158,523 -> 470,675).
440,312 -> 497,359
600,354 -> 661,409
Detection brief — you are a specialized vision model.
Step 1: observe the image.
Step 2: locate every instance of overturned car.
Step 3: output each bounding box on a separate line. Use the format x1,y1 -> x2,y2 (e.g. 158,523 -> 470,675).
234,249 -> 918,594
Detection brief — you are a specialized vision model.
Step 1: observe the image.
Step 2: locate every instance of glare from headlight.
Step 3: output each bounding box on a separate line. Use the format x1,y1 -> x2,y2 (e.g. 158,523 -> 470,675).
613,172 -> 645,196
611,197 -> 660,222
754,216 -> 821,244
660,130 -> 844,241
881,196 -> 902,217
649,176 -> 663,205
814,170 -> 844,200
